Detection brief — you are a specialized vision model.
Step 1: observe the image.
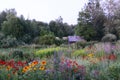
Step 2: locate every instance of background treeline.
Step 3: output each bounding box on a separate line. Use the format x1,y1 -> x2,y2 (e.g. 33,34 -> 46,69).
1,0 -> 120,47
0,9 -> 75,47
75,0 -> 120,41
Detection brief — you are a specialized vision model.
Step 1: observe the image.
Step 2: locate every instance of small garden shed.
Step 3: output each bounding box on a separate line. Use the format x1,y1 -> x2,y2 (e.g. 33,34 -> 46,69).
68,36 -> 84,43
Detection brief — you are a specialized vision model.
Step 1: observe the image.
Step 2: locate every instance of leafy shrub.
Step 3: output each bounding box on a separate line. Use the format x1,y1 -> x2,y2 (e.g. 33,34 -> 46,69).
0,53 -> 9,60
0,32 -> 5,40
107,62 -> 120,80
10,50 -> 23,58
20,34 -> 32,44
0,35 -> 18,48
35,47 -> 65,58
75,41 -> 88,48
72,49 -> 87,57
102,33 -> 117,42
39,34 -> 56,45
62,39 -> 68,44
55,39 -> 63,46
32,37 -> 40,44
87,41 -> 98,45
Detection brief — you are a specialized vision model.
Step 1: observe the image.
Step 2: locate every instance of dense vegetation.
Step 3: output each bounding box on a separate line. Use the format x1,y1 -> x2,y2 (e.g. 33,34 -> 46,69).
0,0 -> 120,79
0,9 -> 74,47
0,42 -> 120,80
1,0 -> 120,47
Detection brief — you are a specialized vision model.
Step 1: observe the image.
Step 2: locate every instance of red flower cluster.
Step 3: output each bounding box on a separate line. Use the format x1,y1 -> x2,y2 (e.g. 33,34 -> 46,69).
0,60 -> 6,65
99,53 -> 117,61
61,58 -> 86,73
0,59 -> 26,71
108,53 -> 117,60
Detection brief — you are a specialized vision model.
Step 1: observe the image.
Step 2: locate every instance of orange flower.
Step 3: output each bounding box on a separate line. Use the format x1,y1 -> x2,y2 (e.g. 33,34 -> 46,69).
40,60 -> 46,65
22,66 -> 29,73
6,66 -> 11,71
39,66 -> 45,70
30,63 -> 35,67
32,60 -> 39,65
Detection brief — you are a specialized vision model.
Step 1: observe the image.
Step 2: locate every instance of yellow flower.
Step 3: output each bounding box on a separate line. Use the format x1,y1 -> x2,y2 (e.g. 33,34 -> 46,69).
88,53 -> 94,57
39,66 -> 45,70
40,60 -> 46,66
33,67 -> 37,71
30,63 -> 35,67
29,65 -> 32,68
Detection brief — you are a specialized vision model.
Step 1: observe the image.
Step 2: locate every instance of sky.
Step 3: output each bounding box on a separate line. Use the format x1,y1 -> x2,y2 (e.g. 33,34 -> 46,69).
0,0 -> 88,25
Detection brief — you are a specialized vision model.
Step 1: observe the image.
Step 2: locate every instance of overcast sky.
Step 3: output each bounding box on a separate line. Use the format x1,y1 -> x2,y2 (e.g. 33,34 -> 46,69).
0,0 -> 88,24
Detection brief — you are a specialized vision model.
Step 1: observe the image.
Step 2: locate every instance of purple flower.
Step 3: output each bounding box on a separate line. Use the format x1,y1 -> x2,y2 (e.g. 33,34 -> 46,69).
104,43 -> 112,54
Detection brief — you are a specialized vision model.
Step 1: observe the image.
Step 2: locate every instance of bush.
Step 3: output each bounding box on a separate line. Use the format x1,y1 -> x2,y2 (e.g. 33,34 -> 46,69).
75,41 -> 88,48
32,37 -> 40,44
0,35 -> 18,48
102,33 -> 117,42
108,62 -> 120,80
20,34 -> 32,44
72,49 -> 87,57
10,50 -> 23,58
55,39 -> 63,46
34,47 -> 65,58
0,32 -> 5,40
39,34 -> 56,45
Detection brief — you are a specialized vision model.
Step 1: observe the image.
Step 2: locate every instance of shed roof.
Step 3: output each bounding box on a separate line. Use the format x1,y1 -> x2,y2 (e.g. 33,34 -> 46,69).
68,36 -> 83,42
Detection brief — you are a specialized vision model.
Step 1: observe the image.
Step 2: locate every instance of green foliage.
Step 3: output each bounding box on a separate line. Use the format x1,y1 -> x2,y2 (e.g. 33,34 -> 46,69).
11,50 -> 23,58
0,42 -> 120,79
102,33 -> 117,42
76,0 -> 105,41
20,34 -> 32,43
49,17 -> 74,38
0,32 -> 5,40
0,11 -> 7,30
0,35 -> 18,48
1,16 -> 24,39
39,34 -> 56,45
75,11 -> 97,41
75,41 -> 97,49
75,41 -> 87,48
34,47 -> 65,58
32,37 -> 40,44
108,62 -> 120,80
55,39 -> 63,46
72,49 -> 87,57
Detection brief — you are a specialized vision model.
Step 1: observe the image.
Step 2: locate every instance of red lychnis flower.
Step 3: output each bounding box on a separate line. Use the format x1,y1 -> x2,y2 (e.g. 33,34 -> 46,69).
17,61 -> 26,67
108,53 -> 117,60
0,60 -> 6,65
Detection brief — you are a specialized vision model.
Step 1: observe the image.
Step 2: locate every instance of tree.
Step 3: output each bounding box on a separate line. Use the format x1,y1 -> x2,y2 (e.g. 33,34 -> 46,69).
1,14 -> 24,39
102,0 -> 120,39
0,11 -> 7,30
49,17 -> 74,38
86,0 -> 106,40
76,0 -> 105,41
75,9 -> 97,41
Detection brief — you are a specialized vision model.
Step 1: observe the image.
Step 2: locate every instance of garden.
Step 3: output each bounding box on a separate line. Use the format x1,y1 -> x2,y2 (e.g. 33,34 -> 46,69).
0,42 -> 120,80
1,0 -> 120,80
